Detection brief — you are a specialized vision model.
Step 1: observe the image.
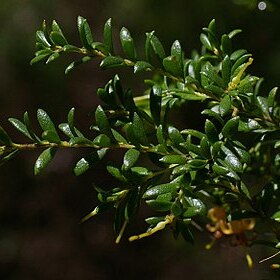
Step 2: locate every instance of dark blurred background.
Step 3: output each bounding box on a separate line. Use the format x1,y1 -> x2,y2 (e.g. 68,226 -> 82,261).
0,0 -> 280,279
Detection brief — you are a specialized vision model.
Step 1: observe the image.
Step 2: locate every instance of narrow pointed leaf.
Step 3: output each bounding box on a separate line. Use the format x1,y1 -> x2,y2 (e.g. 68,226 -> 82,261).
120,27 -> 137,60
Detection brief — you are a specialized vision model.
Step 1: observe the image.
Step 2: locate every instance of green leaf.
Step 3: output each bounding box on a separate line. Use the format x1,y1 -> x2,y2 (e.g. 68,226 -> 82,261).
238,118 -> 261,132
69,137 -> 92,146
134,61 -> 153,73
160,155 -> 187,164
93,134 -> 111,147
74,149 -> 107,176
50,31 -> 68,46
37,109 -> 60,140
100,56 -> 124,69
42,130 -> 61,144
120,27 -> 137,60
200,63 -> 225,89
222,55 -> 231,85
65,56 -> 92,74
200,137 -> 211,159
107,165 -> 127,182
188,159 -> 207,170
222,146 -> 243,173
171,40 -> 183,64
256,96 -> 270,119
146,200 -> 172,212
150,33 -> 166,60
36,30 -> 51,47
163,55 -> 182,77
58,123 -> 75,138
77,16 -> 94,49
222,117 -> 239,139
230,49 -> 247,61
103,18 -> 114,54
131,113 -> 148,146
205,119 -> 219,143
168,126 -> 184,146
34,147 -> 56,175
200,33 -> 213,51
0,125 -> 12,145
8,118 -> 33,140
219,95 -> 231,116
122,149 -> 140,170
221,34 -> 232,54
143,182 -> 178,199
95,106 -> 114,140
45,52 -> 60,64
30,54 -> 50,65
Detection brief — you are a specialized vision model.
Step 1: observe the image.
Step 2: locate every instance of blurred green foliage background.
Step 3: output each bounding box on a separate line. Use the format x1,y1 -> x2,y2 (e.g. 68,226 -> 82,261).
0,1 -> 280,279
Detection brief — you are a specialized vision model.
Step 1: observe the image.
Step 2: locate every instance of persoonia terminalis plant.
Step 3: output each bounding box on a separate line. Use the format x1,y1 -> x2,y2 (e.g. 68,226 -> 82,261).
1,17 -> 280,269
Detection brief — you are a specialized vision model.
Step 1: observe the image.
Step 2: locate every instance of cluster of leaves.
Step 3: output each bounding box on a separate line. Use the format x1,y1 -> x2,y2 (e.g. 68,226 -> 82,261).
2,16 -> 280,266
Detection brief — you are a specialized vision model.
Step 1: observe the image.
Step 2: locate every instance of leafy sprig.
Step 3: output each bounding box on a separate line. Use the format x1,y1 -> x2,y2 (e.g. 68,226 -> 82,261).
1,16 -> 280,267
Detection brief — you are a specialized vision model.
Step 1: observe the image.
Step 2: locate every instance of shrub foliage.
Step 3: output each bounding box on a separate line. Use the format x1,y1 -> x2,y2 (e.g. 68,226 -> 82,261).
1,17 -> 280,267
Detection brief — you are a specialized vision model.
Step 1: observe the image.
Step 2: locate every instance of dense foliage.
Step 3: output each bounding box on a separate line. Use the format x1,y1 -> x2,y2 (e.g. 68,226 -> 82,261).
1,16 -> 280,268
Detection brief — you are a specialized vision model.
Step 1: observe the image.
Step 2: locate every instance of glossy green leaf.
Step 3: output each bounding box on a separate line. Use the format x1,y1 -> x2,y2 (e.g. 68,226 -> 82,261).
188,159 -> 207,170
200,137 -> 211,159
163,55 -> 182,77
58,123 -> 75,138
230,49 -> 247,61
238,118 -> 260,132
143,182 -> 178,199
107,165 -> 127,182
219,95 -> 231,116
200,33 -> 213,51
77,16 -> 94,49
123,149 -> 140,170
146,200 -> 172,212
134,61 -> 153,74
160,154 -> 187,164
205,119 -> 219,143
222,55 -> 231,85
103,18 -> 114,54
131,113 -> 148,146
95,105 -> 114,140
36,30 -> 51,47
222,146 -> 243,173
120,27 -> 137,60
42,130 -> 61,144
37,109 -> 60,139
30,54 -> 50,65
221,34 -> 232,54
150,33 -> 166,60
256,96 -> 270,119
93,134 -> 111,147
46,52 -> 60,64
222,117 -> 239,139
8,118 -> 33,140
34,147 -> 56,175
100,56 -> 124,69
50,31 -> 68,46
74,149 -> 107,176
171,40 -> 183,63
200,63 -> 225,89
168,126 -> 184,146
65,56 -> 91,74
